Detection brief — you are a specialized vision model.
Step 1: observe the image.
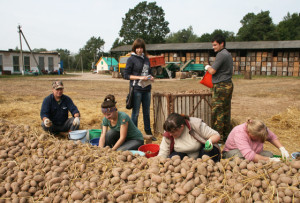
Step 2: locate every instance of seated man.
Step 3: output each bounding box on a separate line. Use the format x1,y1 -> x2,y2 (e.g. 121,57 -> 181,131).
40,80 -> 80,135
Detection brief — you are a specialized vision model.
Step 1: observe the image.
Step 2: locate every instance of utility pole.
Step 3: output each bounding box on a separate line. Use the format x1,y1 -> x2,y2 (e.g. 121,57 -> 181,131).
18,25 -> 40,74
81,54 -> 83,74
18,25 -> 24,75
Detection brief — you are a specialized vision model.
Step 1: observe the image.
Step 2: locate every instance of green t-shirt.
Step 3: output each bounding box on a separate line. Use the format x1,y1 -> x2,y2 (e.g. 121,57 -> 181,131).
102,111 -> 144,141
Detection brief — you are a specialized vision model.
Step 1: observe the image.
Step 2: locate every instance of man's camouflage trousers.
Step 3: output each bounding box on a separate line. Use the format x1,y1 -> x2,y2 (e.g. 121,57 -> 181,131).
211,81 -> 233,142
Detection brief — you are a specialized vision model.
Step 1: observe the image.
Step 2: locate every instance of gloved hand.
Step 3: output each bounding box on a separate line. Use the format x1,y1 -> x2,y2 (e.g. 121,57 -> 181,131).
73,117 -> 80,126
279,147 -> 289,159
204,138 -> 213,152
205,65 -> 211,71
44,118 -> 52,128
269,157 -> 281,162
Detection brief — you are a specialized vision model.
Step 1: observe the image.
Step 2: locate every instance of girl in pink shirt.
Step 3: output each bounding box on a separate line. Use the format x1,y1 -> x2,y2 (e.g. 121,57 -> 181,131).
223,119 -> 289,162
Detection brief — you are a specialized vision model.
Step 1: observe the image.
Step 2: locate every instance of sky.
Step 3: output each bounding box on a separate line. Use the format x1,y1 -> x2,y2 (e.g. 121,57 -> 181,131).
0,0 -> 299,54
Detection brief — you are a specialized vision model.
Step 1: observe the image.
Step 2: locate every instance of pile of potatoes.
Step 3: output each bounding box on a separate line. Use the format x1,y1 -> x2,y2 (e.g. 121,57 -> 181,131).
0,119 -> 299,203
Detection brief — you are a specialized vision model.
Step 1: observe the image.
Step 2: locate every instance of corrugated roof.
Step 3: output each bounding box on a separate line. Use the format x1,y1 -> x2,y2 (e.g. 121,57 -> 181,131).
111,40 -> 300,52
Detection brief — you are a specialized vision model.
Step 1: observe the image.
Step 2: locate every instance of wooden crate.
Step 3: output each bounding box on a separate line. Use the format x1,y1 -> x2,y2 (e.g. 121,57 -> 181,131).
153,91 -> 212,134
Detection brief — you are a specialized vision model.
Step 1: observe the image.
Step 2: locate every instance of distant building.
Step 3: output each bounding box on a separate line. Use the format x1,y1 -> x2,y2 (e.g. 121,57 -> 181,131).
0,50 -> 60,75
96,57 -> 118,73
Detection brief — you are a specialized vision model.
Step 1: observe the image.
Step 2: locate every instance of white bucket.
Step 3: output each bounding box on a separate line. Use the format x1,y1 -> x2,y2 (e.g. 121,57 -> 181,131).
69,130 -> 87,143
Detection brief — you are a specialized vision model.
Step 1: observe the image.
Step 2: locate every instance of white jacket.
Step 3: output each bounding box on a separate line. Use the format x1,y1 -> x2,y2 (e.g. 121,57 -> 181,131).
158,117 -> 220,159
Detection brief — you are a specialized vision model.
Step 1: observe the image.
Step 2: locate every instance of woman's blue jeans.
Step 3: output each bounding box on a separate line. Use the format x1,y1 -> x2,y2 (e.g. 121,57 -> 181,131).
132,91 -> 152,134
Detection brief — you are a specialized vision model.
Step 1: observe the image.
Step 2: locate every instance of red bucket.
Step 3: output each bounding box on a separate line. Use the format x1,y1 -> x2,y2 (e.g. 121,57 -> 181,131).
138,144 -> 160,158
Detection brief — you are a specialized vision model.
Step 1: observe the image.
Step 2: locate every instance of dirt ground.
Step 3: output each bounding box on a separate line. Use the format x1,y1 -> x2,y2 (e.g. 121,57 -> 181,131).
0,73 -> 299,155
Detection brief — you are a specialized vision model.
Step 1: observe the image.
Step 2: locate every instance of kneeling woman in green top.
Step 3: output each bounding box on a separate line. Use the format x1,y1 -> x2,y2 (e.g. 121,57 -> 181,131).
99,94 -> 144,151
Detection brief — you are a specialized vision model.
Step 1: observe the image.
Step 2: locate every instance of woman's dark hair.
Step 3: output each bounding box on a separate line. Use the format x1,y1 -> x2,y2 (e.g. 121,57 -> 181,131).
101,94 -> 117,108
211,34 -> 226,47
131,38 -> 147,54
163,113 -> 189,132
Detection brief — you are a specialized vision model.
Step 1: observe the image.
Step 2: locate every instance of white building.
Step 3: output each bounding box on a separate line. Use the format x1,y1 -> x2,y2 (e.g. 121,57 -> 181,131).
0,50 -> 60,75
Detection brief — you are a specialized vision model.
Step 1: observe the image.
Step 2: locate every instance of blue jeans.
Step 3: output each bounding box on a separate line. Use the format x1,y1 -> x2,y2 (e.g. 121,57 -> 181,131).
132,91 -> 152,134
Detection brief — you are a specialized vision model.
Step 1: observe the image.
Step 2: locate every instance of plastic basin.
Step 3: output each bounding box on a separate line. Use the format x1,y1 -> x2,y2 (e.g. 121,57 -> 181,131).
69,130 -> 87,143
89,129 -> 102,140
138,144 -> 160,158
129,150 -> 145,156
90,138 -> 100,146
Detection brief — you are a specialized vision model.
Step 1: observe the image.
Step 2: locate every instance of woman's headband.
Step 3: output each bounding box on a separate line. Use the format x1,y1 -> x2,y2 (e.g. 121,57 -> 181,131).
101,107 -> 117,114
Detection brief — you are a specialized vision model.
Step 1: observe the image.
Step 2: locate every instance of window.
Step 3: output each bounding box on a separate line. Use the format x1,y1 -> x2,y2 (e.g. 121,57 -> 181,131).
0,55 -> 2,72
48,57 -> 54,71
39,57 -> 45,70
13,56 -> 20,72
24,56 -> 30,71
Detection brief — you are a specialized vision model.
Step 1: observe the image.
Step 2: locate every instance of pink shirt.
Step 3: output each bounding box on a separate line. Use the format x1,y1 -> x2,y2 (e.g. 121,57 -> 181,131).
223,123 -> 278,161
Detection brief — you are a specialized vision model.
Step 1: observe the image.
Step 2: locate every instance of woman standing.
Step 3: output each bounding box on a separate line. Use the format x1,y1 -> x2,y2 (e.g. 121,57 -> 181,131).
158,113 -> 221,162
223,119 -> 289,162
98,95 -> 144,151
123,38 -> 156,141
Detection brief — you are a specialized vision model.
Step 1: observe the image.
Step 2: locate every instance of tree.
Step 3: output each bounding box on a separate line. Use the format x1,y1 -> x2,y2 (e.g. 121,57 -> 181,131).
276,12 -> 300,40
32,48 -> 48,52
56,49 -> 73,71
119,1 -> 170,44
236,11 -> 278,41
112,38 -> 125,49
78,36 -> 105,70
198,29 -> 235,42
165,26 -> 198,43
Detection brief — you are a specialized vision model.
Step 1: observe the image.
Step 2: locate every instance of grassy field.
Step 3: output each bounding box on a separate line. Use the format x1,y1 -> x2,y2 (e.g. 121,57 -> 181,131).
0,73 -> 299,155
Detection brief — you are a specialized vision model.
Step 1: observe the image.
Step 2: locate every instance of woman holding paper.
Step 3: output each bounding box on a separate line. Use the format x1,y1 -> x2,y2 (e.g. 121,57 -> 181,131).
123,38 -> 156,141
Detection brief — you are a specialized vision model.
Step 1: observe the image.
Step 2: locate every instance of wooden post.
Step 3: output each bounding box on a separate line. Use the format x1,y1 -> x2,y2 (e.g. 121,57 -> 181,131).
244,71 -> 252,79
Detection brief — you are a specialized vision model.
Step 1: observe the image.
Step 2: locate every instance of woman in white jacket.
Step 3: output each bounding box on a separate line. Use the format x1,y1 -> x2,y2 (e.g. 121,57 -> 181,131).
158,113 -> 221,162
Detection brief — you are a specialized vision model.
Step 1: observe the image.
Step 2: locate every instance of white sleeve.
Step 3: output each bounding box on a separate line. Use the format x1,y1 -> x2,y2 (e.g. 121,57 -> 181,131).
158,137 -> 170,158
199,121 -> 220,140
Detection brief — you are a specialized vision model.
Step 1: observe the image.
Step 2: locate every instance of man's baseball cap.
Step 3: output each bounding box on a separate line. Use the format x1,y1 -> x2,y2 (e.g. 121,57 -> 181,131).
52,81 -> 64,89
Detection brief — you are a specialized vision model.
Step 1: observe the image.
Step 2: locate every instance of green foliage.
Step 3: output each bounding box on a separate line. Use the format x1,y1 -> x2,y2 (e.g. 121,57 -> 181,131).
112,38 -> 125,48
32,48 -> 48,52
56,49 -> 75,71
165,26 -> 198,43
236,11 -> 278,41
78,36 -> 105,70
198,33 -> 212,42
197,30 -> 236,42
119,1 -> 170,44
277,12 -> 300,40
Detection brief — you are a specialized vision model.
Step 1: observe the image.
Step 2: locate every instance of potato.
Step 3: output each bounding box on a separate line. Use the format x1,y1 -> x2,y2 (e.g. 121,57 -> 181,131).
280,177 -> 292,185
10,182 -> 19,193
151,175 -> 162,184
174,187 -> 186,195
270,173 -> 279,181
239,161 -> 247,169
191,188 -> 202,197
183,180 -> 195,193
195,194 -> 207,203
172,158 -> 180,166
71,190 -> 84,200
283,196 -> 292,203
234,183 -> 243,193
116,193 -> 132,202
291,160 -> 300,169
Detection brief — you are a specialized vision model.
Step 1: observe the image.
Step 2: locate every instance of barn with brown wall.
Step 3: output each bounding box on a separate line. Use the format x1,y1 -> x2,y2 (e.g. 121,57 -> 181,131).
111,40 -> 300,77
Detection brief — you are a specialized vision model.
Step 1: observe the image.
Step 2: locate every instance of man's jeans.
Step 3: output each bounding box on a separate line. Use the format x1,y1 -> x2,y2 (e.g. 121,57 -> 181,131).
131,91 -> 152,134
41,117 -> 79,134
